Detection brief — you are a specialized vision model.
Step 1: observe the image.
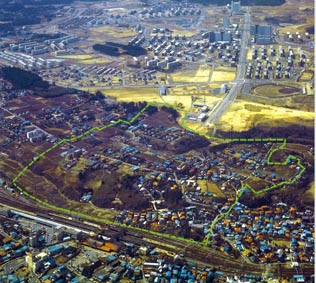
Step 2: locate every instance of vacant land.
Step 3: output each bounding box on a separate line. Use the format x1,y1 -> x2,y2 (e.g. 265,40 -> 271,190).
216,100 -> 314,132
252,84 -> 301,97
240,91 -> 314,112
169,29 -> 197,38
302,182 -> 314,208
91,26 -> 137,38
211,67 -> 236,82
299,70 -> 314,81
252,0 -> 314,37
92,87 -> 164,103
169,65 -> 211,83
56,54 -> 112,64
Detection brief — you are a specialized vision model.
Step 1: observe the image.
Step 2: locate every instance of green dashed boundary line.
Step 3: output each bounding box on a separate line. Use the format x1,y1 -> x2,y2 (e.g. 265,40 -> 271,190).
11,102 -> 306,246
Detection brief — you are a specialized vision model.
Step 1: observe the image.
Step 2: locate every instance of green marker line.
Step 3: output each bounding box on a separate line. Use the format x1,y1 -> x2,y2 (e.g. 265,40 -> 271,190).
10,102 -> 306,247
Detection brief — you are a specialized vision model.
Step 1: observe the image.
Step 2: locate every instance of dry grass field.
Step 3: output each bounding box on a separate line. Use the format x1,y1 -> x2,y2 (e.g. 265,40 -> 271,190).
56,54 -> 112,64
215,100 -> 314,132
299,70 -> 314,81
169,29 -> 197,38
211,66 -> 236,82
89,87 -> 164,103
170,65 -> 211,83
196,180 -> 226,198
252,84 -> 301,97
91,26 -> 137,39
302,181 -> 314,207
251,0 -> 314,37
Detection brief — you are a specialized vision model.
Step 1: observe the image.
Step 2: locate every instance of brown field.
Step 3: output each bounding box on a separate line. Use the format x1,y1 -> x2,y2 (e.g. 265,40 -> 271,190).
169,65 -> 211,83
90,26 -> 137,39
216,100 -> 314,132
196,180 -> 226,198
85,87 -> 164,103
251,0 -> 314,36
240,92 -> 314,112
252,84 -> 301,97
244,177 -> 271,192
299,70 -> 314,81
211,67 -> 236,82
302,181 -> 314,207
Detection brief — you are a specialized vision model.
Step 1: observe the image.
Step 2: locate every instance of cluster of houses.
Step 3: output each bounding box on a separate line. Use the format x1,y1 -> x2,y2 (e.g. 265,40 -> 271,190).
137,3 -> 201,22
0,109 -> 32,147
0,104 -> 50,147
247,44 -> 308,80
284,31 -> 312,44
0,206 -> 313,283
8,35 -> 78,56
0,51 -> 63,71
0,0 -> 242,88
56,5 -> 139,30
57,65 -> 125,87
212,202 -> 314,265
0,213 -> 226,283
32,95 -> 144,139
71,231 -> 228,283
0,221 -> 29,266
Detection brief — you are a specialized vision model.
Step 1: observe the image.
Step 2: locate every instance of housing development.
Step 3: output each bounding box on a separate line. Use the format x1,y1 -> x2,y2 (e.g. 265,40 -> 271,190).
0,0 -> 314,283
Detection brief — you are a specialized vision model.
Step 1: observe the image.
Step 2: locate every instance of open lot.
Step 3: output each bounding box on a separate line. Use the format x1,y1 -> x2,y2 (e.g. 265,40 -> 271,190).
251,0 -> 314,38
252,84 -> 301,98
56,54 -> 112,64
215,100 -> 314,132
94,87 -> 164,103
91,26 -> 137,38
210,67 -> 236,82
169,65 -> 211,83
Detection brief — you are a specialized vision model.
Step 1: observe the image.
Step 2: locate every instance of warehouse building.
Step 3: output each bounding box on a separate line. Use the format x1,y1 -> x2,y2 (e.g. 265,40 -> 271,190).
231,1 -> 241,14
250,25 -> 273,44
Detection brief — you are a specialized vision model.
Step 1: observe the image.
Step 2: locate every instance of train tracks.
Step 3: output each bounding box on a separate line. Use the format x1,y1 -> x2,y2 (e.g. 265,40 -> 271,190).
0,192 -> 313,278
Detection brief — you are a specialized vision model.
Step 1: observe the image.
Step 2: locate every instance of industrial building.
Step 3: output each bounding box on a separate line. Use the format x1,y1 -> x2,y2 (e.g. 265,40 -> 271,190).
231,1 -> 241,14
26,129 -> 45,143
223,17 -> 230,29
250,25 -> 273,44
210,31 -> 232,43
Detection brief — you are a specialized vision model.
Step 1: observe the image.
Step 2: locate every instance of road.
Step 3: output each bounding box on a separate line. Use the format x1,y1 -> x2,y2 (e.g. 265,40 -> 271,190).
206,7 -> 251,125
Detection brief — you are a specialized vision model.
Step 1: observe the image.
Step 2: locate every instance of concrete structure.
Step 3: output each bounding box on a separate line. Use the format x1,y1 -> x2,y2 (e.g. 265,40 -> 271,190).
211,31 -> 232,43
231,1 -> 241,14
223,17 -> 230,29
26,129 -> 45,143
250,25 -> 272,44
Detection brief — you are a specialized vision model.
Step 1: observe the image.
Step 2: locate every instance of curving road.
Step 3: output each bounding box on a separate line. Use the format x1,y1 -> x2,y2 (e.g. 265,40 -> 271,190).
206,7 -> 251,125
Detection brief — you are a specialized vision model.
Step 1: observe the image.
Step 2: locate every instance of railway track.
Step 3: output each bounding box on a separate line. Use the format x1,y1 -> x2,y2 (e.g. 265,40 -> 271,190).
0,192 -> 313,278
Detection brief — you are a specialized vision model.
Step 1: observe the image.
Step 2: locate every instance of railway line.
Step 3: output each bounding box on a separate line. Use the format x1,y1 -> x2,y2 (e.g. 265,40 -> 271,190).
0,191 -> 313,278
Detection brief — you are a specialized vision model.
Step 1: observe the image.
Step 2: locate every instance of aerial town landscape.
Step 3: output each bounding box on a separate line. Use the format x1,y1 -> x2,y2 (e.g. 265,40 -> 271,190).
0,0 -> 314,282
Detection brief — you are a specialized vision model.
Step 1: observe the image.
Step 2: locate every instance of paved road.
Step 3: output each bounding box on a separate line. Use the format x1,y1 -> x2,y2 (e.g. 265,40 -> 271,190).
206,7 -> 251,125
